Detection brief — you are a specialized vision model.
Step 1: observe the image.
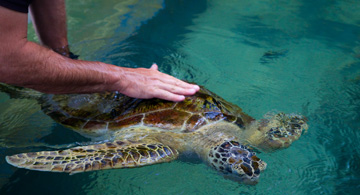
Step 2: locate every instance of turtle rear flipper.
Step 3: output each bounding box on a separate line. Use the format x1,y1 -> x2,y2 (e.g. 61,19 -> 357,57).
0,83 -> 42,100
6,140 -> 178,174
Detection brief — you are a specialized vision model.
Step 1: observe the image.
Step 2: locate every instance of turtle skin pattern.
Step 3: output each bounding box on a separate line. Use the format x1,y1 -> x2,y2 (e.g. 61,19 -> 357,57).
6,141 -> 178,174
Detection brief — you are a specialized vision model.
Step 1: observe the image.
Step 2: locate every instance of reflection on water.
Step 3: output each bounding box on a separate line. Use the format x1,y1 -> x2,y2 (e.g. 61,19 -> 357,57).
1,0 -> 360,194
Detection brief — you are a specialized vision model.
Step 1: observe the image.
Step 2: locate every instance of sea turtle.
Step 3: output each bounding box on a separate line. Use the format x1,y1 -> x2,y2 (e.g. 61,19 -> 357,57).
2,84 -> 308,184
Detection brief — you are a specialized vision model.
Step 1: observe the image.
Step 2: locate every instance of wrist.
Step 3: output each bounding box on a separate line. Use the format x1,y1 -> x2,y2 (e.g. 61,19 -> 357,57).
53,45 -> 79,59
53,45 -> 69,57
110,66 -> 128,93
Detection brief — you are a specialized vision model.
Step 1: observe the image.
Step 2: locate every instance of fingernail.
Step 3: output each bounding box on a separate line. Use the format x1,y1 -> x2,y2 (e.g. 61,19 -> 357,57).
177,95 -> 185,101
193,85 -> 200,90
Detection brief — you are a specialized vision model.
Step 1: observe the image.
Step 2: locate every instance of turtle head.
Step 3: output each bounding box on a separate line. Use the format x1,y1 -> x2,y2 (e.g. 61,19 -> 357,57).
208,141 -> 267,184
256,112 -> 309,150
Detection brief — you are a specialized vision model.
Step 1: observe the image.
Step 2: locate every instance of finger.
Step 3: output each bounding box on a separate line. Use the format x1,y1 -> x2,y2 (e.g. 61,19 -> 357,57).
150,63 -> 158,70
158,83 -> 197,96
150,65 -> 199,91
157,73 -> 200,90
153,89 -> 186,102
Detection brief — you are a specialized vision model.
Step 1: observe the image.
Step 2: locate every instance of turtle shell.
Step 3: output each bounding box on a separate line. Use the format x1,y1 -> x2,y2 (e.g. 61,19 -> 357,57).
41,87 -> 254,136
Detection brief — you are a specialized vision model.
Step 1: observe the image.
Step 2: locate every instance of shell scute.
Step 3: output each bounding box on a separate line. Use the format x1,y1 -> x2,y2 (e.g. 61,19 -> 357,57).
118,99 -> 175,119
60,117 -> 88,129
203,112 -> 224,121
175,92 -> 222,113
144,110 -> 191,130
184,114 -> 207,132
82,120 -> 108,131
108,115 -> 143,130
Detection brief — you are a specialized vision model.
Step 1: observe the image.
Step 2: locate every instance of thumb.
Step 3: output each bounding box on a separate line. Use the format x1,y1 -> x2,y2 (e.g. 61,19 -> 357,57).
150,63 -> 158,70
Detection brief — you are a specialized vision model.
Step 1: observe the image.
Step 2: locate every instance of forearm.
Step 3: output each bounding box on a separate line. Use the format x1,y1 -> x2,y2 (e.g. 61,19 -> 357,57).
0,5 -> 199,101
30,0 -> 68,50
0,40 -> 122,94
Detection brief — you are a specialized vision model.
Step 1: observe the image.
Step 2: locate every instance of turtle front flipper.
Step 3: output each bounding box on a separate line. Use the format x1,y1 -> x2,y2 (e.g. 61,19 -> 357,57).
6,140 -> 178,174
208,141 -> 267,184
248,112 -> 308,151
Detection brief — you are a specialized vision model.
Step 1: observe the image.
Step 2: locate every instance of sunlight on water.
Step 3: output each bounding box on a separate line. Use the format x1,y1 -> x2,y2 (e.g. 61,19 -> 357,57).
1,0 -> 360,194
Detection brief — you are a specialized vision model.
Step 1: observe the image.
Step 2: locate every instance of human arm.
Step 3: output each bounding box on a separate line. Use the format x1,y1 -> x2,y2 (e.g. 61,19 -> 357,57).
0,5 -> 199,101
30,0 -> 68,51
29,0 -> 70,56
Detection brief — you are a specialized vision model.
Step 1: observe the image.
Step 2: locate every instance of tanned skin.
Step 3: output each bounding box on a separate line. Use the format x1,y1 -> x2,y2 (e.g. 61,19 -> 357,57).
0,0 -> 199,102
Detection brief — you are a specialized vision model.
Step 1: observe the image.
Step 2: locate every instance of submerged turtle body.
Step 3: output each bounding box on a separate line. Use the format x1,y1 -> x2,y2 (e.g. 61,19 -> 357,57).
4,85 -> 308,184
42,87 -> 253,137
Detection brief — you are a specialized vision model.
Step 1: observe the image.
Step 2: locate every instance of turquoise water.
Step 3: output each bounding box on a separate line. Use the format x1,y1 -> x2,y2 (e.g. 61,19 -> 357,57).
1,0 -> 360,194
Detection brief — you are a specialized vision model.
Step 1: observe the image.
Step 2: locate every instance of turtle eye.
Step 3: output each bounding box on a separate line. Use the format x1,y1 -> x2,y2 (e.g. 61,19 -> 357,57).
208,141 -> 267,184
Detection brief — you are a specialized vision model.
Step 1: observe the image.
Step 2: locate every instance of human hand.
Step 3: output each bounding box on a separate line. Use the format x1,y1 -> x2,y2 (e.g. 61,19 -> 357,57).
117,63 -> 200,101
